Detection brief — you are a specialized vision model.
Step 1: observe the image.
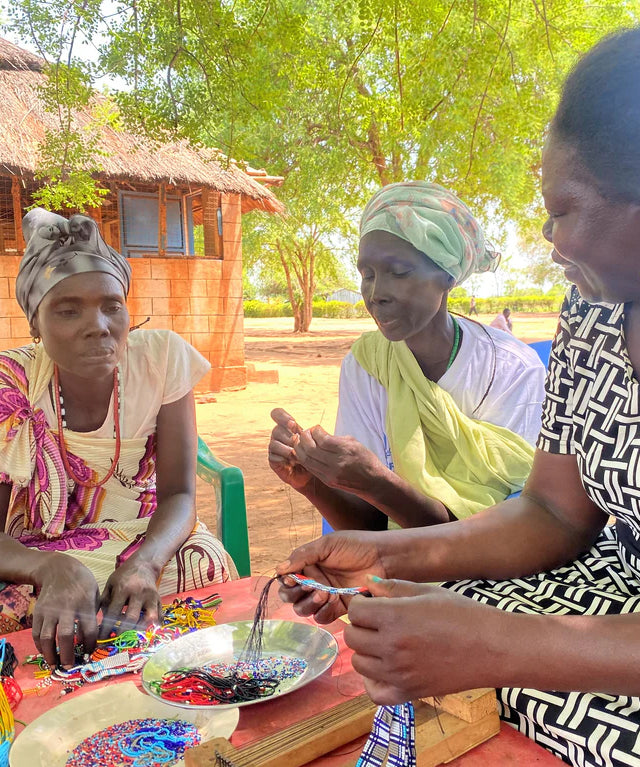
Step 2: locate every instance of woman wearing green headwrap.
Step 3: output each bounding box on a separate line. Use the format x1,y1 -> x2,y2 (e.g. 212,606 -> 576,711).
269,182 -> 545,529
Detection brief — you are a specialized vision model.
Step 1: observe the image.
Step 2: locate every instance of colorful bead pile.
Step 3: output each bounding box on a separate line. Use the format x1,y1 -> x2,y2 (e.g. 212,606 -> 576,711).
152,655 -> 308,706
65,718 -> 201,766
46,593 -> 223,692
210,656 -> 307,681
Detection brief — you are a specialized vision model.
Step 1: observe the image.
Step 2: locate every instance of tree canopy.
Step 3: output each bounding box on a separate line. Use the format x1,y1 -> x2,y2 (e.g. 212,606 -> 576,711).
9,1 -> 638,214
6,0 -> 640,326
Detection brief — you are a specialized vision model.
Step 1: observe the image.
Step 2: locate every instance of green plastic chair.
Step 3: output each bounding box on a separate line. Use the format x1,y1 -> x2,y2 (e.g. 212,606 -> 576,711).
196,436 -> 251,577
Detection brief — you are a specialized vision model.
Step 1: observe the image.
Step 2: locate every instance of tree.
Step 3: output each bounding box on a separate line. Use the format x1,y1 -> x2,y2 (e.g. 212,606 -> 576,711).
243,161 -> 358,330
514,234 -> 567,292
523,253 -> 567,293
6,0 -> 640,325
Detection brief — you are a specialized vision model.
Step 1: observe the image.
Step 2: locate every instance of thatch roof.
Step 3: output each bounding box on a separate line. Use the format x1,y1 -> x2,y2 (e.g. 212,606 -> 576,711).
0,38 -> 283,214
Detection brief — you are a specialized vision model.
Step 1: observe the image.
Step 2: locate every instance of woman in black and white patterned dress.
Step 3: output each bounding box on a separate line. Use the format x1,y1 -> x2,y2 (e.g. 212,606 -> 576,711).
277,28 -> 640,767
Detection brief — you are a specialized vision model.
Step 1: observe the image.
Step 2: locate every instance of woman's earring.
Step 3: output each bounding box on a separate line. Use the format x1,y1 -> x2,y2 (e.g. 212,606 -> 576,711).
32,336 -> 41,345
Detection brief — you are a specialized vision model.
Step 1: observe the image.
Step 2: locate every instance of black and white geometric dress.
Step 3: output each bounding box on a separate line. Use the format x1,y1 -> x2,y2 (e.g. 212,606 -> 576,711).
446,287 -> 640,767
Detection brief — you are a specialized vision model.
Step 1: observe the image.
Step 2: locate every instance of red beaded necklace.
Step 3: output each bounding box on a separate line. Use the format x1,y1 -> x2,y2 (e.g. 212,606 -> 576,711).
54,364 -> 122,489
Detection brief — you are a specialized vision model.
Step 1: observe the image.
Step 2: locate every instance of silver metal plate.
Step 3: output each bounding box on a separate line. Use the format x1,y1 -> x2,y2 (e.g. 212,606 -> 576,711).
9,682 -> 239,767
141,620 -> 339,710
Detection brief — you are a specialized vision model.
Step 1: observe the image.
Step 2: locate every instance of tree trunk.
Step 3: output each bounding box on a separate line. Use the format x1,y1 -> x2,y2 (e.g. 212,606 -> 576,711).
277,239 -> 304,333
276,233 -> 320,333
300,237 -> 316,332
300,292 -> 312,332
292,294 -> 303,332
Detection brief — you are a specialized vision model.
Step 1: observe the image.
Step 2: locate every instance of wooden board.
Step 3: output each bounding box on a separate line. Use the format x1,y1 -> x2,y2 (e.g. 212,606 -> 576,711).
185,694 -> 378,767
185,690 -> 500,767
412,699 -> 500,767
420,689 -> 497,723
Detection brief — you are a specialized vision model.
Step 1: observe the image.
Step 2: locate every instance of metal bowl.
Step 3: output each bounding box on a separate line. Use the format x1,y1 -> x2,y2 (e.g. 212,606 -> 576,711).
9,682 -> 239,767
141,620 -> 339,710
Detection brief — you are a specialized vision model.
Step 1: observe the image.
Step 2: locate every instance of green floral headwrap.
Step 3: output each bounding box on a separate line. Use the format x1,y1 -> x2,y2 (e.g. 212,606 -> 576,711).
359,181 -> 500,285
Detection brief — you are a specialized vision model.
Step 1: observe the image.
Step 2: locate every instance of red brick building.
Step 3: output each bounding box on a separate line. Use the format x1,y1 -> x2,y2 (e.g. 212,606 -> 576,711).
0,39 -> 283,391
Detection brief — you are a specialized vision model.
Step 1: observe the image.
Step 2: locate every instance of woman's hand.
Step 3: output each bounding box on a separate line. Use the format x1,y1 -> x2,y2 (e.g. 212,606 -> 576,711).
346,577 -> 508,704
276,532 -> 388,623
31,553 -> 100,669
268,408 -> 315,491
99,558 -> 162,639
293,426 -> 389,495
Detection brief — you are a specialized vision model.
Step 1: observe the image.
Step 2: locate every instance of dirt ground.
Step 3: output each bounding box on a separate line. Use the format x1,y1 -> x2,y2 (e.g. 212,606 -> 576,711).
195,313 -> 559,576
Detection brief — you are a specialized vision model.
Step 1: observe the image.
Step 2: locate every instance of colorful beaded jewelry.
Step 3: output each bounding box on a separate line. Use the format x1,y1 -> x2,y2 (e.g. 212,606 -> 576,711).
0,641 -> 21,712
285,573 -> 372,597
152,656 -> 308,706
155,667 -> 280,706
29,593 -> 223,692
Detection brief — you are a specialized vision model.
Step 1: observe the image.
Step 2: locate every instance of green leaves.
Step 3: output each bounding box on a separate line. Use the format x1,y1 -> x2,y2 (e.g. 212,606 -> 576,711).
6,0 -> 640,280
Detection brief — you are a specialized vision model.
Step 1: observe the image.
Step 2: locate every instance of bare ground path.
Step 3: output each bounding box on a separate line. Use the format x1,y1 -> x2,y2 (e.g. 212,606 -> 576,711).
195,313 -> 559,575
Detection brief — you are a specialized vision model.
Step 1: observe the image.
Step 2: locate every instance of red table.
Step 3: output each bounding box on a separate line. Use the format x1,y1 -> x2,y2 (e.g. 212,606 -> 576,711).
5,577 -> 561,765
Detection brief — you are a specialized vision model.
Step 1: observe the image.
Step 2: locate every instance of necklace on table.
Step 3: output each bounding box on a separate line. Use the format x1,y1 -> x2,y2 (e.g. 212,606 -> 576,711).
446,315 -> 461,370
54,364 -> 122,489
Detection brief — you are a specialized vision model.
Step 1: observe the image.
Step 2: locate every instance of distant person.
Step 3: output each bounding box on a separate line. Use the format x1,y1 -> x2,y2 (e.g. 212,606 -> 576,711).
491,307 -> 513,334
268,182 -> 545,532
468,295 -> 479,315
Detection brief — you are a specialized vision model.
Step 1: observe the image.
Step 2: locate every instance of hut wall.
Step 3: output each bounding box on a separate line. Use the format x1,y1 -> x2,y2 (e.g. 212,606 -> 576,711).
0,192 -> 246,392
0,256 -> 27,344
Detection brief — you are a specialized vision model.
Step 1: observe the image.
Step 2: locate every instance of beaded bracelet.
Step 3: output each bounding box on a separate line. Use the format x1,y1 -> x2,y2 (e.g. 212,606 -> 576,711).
285,573 -> 372,596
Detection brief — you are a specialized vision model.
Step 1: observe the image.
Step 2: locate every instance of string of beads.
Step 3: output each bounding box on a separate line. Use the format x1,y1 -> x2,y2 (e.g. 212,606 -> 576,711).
28,593 -> 223,693
54,363 -> 122,489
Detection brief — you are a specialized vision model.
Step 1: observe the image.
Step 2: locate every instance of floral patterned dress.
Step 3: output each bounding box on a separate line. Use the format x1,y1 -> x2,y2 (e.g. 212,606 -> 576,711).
0,332 -> 236,632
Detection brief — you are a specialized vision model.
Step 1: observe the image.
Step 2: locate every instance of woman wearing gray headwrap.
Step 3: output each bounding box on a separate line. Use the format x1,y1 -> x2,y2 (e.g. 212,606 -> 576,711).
16,208 -> 132,323
269,182 -> 545,531
0,209 -> 235,667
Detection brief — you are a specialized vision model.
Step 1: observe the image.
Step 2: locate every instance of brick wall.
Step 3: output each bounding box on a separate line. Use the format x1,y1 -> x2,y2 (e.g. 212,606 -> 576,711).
0,255 -> 27,345
0,193 -> 246,392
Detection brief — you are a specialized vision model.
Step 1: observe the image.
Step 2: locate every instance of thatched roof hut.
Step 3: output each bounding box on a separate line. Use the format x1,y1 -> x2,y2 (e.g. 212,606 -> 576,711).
0,37 -> 283,215
0,38 -> 282,391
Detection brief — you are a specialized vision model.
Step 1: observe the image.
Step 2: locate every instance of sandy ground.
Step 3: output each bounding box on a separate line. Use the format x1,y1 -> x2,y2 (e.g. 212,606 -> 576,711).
195,313 -> 559,575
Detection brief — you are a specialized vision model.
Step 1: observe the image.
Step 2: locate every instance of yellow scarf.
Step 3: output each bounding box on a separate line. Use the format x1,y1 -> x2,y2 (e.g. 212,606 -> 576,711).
351,331 -> 534,519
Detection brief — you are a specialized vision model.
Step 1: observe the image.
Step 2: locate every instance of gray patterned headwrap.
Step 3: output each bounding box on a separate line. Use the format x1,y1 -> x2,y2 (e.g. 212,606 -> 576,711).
16,208 -> 131,322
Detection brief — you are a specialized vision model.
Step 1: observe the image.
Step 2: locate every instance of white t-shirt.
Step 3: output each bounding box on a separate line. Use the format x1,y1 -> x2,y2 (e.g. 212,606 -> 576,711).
335,317 -> 545,470
38,329 -> 210,439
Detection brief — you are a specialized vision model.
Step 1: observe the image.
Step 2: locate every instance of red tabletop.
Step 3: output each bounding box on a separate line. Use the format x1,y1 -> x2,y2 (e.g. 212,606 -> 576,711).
5,576 -> 561,765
